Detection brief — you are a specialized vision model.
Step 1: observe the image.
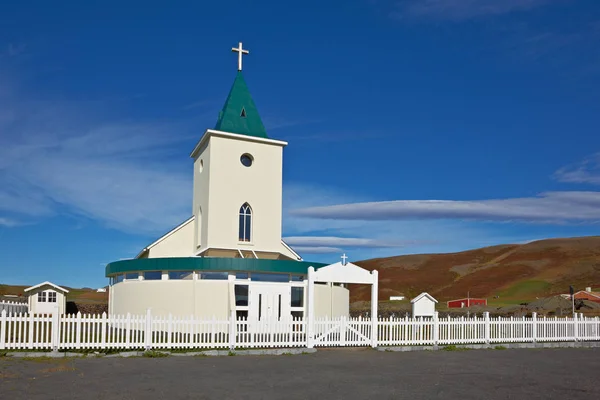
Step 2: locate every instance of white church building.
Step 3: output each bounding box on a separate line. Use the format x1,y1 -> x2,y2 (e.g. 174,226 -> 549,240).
106,43 -> 353,321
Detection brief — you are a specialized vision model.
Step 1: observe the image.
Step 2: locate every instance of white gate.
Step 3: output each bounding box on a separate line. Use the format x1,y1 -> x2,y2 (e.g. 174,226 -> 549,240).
313,316 -> 372,347
306,258 -> 379,348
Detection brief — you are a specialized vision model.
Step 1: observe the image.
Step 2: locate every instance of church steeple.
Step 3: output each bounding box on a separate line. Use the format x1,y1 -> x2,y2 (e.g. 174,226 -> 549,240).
214,71 -> 268,138
214,42 -> 267,138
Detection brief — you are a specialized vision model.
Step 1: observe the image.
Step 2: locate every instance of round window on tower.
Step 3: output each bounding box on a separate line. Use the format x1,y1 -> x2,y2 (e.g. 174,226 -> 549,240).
240,153 -> 253,167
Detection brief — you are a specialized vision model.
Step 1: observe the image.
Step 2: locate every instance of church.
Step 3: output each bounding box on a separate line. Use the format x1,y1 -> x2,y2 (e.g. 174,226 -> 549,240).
106,43 -> 350,321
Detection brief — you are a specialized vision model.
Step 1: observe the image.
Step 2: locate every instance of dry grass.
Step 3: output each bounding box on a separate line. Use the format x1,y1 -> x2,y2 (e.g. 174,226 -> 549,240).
353,236 -> 600,304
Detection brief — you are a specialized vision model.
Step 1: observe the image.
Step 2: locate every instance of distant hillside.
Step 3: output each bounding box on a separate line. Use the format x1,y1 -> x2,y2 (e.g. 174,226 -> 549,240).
353,236 -> 600,304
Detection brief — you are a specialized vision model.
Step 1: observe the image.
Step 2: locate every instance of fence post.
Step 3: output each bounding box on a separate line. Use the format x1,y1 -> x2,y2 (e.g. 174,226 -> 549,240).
51,306 -> 60,351
306,266 -> 315,349
573,313 -> 578,342
75,312 -> 82,349
0,309 -> 6,350
27,312 -> 34,350
532,312 -> 537,343
433,311 -> 439,346
100,312 -> 107,350
229,309 -> 236,350
126,313 -> 132,349
144,308 -> 152,350
484,312 -> 490,345
371,270 -> 379,348
340,316 -> 347,347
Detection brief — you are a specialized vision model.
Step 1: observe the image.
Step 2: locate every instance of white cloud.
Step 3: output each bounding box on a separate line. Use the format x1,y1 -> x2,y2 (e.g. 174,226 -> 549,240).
0,80 -> 192,235
291,246 -> 343,254
555,153 -> 600,185
0,217 -> 21,227
291,191 -> 600,223
393,0 -> 553,21
281,182 -> 515,258
283,236 -> 414,248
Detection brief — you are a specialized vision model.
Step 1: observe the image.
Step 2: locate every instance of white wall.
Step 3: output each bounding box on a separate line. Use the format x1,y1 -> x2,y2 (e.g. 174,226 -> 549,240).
412,298 -> 436,317
192,140 -> 211,252
28,288 -> 66,315
192,132 -> 294,257
111,280 -> 231,319
146,218 -> 196,258
110,278 -> 349,319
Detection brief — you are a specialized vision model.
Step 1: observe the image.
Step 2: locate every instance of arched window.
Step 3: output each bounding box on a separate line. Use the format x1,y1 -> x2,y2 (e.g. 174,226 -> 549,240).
239,203 -> 252,242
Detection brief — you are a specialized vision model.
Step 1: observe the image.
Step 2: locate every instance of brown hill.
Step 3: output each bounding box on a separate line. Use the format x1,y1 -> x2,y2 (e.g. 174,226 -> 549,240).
353,236 -> 600,304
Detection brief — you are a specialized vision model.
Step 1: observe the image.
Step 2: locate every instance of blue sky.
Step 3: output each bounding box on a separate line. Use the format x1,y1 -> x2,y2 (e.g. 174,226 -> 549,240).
1,0 -> 600,288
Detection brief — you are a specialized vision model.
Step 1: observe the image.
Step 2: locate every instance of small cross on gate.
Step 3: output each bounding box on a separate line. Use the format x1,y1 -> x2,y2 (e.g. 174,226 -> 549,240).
341,253 -> 348,266
231,42 -> 249,71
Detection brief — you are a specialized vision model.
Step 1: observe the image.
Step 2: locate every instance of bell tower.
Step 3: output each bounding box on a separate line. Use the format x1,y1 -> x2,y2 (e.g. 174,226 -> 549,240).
190,42 -> 300,261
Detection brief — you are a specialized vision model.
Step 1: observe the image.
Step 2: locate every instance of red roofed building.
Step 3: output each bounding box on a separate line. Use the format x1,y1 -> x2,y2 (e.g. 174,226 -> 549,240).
573,288 -> 600,303
447,298 -> 487,308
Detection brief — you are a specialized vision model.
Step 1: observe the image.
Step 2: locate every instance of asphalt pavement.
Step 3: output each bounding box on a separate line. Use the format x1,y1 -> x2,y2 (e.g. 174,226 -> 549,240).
1,347 -> 598,399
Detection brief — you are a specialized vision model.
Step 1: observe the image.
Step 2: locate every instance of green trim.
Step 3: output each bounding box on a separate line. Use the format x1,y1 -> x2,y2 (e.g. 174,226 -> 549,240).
105,257 -> 328,277
214,72 -> 268,138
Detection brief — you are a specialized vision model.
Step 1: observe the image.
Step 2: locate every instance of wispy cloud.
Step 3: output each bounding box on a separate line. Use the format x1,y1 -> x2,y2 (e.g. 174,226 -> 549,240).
0,80 -> 192,235
281,182 -> 519,259
291,246 -> 343,254
283,236 -> 417,248
0,217 -> 22,227
555,153 -> 600,185
291,191 -> 600,223
392,0 -> 554,21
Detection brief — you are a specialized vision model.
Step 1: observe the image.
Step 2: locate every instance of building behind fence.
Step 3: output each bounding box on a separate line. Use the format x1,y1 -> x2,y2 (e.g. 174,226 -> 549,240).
1,309 -> 599,351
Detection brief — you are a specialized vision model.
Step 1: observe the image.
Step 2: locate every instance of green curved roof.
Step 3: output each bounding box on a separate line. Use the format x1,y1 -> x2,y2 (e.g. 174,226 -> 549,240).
105,257 -> 328,277
214,72 -> 268,138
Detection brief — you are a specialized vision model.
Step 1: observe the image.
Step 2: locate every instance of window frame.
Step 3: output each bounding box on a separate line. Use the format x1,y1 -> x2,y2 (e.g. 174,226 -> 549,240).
48,291 -> 57,303
143,271 -> 162,281
238,203 -> 252,242
37,292 -> 47,303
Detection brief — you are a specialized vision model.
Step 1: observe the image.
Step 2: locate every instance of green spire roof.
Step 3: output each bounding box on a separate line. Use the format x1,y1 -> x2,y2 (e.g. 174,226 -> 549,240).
214,71 -> 268,138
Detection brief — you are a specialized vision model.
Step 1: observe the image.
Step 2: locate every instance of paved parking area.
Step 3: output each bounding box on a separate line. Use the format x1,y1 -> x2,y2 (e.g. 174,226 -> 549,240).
1,348 -> 598,399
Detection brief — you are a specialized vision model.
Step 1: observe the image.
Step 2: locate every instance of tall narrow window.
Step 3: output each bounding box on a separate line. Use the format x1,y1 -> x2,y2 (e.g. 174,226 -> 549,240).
238,203 -> 252,242
196,207 -> 202,247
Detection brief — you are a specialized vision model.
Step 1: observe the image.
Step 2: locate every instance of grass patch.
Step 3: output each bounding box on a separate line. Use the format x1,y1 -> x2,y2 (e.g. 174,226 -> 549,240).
0,350 -> 8,357
495,280 -> 551,300
494,345 -> 507,350
143,350 -> 169,358
442,345 -> 469,352
228,350 -> 236,356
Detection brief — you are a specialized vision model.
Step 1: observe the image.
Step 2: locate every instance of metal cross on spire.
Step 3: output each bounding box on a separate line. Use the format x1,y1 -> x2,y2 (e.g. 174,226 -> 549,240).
341,253 -> 348,266
231,42 -> 249,71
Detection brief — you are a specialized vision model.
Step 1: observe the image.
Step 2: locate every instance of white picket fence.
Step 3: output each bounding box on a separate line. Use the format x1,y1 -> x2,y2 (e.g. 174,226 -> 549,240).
0,300 -> 28,315
1,310 -> 599,351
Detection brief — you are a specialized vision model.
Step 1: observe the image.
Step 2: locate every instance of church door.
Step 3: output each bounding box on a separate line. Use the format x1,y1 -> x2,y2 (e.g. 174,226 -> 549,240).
249,284 -> 290,322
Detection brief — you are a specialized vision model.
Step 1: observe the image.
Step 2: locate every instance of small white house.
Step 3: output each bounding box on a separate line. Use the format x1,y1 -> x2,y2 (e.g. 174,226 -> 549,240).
389,296 -> 405,301
411,292 -> 438,318
24,281 -> 69,315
